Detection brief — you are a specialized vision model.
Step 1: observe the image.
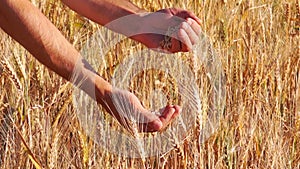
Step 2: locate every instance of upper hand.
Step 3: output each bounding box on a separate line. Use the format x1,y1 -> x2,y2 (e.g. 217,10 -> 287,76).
131,8 -> 202,53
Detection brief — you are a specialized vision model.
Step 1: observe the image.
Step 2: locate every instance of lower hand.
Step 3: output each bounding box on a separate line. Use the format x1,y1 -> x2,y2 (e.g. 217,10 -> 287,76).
102,88 -> 181,133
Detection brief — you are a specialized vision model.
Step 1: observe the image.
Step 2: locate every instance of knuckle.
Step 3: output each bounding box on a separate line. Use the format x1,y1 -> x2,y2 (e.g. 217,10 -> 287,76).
183,10 -> 194,17
180,22 -> 188,29
177,28 -> 185,38
182,10 -> 189,15
187,18 -> 196,25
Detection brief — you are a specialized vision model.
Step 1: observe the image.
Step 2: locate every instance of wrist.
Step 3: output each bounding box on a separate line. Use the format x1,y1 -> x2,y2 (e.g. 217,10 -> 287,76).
94,75 -> 112,103
72,64 -> 112,105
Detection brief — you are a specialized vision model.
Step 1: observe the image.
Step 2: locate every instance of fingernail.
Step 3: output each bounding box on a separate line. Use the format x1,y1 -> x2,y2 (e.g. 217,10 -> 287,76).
171,107 -> 175,113
175,105 -> 182,113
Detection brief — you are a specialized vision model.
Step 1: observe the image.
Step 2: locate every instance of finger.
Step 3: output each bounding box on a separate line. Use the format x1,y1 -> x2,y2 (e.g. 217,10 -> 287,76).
188,15 -> 202,26
142,118 -> 163,132
140,105 -> 173,132
183,12 -> 202,26
171,105 -> 181,118
159,105 -> 176,127
140,105 -> 181,132
172,9 -> 202,25
176,28 -> 193,52
187,18 -> 202,36
180,21 -> 199,45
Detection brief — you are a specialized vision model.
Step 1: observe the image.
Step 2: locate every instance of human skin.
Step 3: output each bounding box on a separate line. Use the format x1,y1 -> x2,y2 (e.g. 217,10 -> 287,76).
0,0 -> 201,132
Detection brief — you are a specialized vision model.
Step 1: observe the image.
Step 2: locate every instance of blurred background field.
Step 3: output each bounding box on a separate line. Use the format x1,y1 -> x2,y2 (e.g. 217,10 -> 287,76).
0,0 -> 299,168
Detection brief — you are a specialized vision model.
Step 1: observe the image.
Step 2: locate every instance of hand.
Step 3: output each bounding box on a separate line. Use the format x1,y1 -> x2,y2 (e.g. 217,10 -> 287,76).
102,88 -> 181,133
132,8 -> 202,53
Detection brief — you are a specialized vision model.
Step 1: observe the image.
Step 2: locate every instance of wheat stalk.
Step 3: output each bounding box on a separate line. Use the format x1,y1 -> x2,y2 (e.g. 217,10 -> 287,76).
1,58 -> 22,92
286,3 -> 291,24
0,0 -> 299,168
297,0 -> 300,16
12,49 -> 27,81
48,130 -> 60,169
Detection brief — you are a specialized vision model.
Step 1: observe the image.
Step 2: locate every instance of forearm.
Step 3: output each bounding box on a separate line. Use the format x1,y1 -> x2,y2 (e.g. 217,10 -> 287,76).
62,0 -> 145,25
0,0 -> 111,98
62,0 -> 147,36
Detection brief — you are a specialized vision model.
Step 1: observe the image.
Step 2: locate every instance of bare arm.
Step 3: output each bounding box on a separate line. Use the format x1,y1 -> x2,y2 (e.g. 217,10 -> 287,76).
62,0 -> 202,52
0,0 -> 112,99
62,0 -> 146,39
62,0 -> 145,25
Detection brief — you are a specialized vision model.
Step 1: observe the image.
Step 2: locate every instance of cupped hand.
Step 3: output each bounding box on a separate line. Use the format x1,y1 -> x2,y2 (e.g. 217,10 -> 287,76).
102,88 -> 181,133
132,8 -> 202,53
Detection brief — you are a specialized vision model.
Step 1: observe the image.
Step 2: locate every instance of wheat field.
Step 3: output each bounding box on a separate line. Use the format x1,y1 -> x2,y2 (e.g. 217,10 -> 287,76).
0,0 -> 299,168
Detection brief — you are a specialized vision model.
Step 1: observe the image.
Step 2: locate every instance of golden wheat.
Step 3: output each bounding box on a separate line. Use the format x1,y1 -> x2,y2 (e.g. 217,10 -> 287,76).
0,0 -> 299,168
